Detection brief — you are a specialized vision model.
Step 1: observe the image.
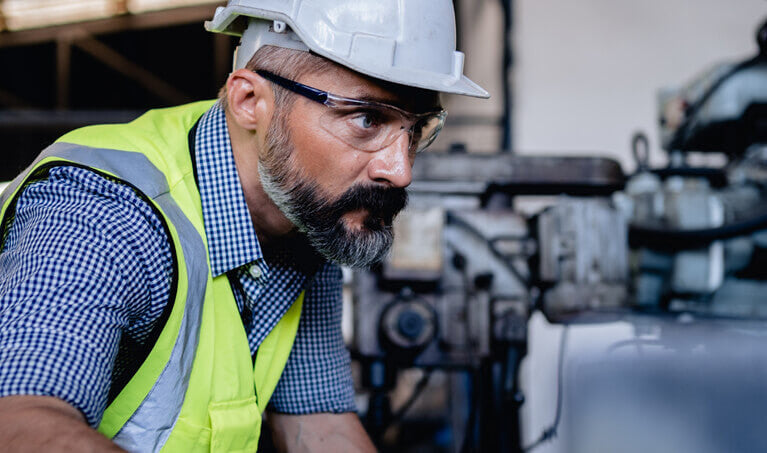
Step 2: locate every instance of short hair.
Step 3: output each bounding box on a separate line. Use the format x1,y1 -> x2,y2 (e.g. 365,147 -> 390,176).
218,45 -> 338,111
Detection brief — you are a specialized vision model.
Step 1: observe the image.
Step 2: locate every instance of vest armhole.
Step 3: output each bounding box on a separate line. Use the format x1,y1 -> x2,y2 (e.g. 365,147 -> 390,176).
0,164 -> 59,246
0,159 -> 182,408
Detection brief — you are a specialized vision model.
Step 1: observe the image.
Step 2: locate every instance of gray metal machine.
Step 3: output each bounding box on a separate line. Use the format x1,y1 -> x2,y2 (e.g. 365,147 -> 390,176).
352,152 -> 629,451
350,19 -> 767,453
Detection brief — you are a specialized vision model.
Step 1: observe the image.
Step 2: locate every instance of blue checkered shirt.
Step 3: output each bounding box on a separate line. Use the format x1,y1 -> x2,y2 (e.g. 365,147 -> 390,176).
0,103 -> 356,427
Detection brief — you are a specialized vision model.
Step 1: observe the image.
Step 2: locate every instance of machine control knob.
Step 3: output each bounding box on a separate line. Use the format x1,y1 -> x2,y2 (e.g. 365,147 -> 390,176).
397,309 -> 425,340
379,296 -> 437,355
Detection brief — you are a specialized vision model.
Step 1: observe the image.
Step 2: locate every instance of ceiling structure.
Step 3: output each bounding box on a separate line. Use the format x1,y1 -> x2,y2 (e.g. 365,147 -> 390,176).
0,1 -> 233,179
0,0 -> 510,179
0,1 -> 230,109
0,0 -> 221,31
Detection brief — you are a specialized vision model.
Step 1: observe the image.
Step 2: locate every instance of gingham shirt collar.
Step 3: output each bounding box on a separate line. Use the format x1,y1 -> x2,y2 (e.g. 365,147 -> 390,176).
195,102 -> 267,277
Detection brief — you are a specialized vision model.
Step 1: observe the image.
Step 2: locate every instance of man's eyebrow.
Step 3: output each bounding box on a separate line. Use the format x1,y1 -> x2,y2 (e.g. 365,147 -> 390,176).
355,94 -> 404,107
354,94 -> 443,113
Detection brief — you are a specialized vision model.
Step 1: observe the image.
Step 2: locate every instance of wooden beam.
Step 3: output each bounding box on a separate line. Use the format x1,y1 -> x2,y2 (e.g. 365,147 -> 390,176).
0,4 -> 7,33
116,0 -> 129,15
56,37 -> 72,109
0,109 -> 141,128
0,3 -> 225,49
72,31 -> 192,105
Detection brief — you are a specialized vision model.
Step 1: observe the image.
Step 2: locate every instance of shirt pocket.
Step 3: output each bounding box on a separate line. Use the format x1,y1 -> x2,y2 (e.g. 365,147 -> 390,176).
208,396 -> 262,453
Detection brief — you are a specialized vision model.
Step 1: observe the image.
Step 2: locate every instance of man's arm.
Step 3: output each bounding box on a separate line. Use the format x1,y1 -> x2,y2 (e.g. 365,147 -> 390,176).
0,396 -> 125,452
0,167 -> 174,448
267,412 -> 375,453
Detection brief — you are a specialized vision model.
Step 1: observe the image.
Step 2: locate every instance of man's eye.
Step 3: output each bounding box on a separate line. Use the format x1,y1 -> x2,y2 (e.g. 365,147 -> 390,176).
350,111 -> 382,130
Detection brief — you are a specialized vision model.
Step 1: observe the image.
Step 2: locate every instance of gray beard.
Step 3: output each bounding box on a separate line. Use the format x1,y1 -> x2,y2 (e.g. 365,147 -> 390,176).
257,117 -> 399,269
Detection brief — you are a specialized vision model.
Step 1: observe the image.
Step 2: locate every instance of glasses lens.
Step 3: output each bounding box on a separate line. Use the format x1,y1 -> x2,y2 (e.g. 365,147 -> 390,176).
319,105 -> 446,153
411,111 -> 447,153
319,105 -> 401,151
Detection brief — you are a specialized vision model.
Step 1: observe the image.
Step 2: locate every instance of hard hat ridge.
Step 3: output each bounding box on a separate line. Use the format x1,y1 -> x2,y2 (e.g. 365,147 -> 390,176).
205,0 -> 489,98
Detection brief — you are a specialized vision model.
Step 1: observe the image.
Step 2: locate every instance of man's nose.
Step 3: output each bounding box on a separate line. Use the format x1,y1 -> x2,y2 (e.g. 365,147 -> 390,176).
367,133 -> 413,188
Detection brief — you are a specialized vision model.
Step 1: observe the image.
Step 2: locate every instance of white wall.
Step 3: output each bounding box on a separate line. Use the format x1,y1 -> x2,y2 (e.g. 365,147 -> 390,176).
514,0 -> 766,171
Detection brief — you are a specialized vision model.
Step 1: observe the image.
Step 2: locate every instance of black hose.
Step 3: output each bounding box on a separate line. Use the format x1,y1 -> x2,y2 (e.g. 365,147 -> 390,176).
669,55 -> 763,152
522,327 -> 568,452
446,212 -> 530,286
460,370 -> 478,453
628,208 -> 767,250
382,370 -> 432,432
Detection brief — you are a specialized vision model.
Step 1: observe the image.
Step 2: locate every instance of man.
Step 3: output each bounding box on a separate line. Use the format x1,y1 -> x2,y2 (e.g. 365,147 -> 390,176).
0,0 -> 487,451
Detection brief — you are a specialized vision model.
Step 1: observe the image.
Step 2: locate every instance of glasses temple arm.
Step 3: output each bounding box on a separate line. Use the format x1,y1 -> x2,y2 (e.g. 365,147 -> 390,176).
255,70 -> 329,104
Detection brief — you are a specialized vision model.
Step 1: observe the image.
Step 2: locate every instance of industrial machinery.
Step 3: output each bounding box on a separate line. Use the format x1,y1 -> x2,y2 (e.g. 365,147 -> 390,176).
350,19 -> 767,453
353,153 -> 627,451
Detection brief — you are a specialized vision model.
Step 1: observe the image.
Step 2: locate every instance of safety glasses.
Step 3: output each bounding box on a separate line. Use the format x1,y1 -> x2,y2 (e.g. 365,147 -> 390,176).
256,70 -> 447,154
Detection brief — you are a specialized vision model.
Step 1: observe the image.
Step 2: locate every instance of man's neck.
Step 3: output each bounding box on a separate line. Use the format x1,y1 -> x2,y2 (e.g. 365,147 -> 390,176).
261,231 -> 326,273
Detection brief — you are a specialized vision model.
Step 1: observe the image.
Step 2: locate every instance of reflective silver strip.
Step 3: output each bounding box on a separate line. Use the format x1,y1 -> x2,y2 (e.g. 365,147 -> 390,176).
5,142 -> 207,452
112,187 -> 207,453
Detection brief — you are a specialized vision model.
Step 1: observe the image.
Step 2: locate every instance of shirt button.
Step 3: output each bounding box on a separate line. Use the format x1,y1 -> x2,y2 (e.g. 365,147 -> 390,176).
248,263 -> 262,279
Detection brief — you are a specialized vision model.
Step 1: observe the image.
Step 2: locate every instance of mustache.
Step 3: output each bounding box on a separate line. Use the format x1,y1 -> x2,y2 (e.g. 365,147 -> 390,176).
336,184 -> 408,220
302,184 -> 408,231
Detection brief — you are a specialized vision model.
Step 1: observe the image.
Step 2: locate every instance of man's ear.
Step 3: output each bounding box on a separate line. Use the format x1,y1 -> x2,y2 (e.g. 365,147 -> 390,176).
226,68 -> 274,131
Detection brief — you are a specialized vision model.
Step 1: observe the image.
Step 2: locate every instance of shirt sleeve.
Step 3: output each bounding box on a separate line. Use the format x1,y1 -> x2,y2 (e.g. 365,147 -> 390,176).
0,166 -> 172,427
267,262 -> 357,414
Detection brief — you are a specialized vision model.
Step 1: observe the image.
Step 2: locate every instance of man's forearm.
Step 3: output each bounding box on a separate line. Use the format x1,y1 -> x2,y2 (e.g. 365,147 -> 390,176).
0,395 -> 125,452
267,412 -> 376,453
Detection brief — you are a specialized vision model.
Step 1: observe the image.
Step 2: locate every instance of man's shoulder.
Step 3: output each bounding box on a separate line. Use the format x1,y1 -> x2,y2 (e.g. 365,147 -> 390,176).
55,100 -> 216,165
24,165 -> 151,208
11,165 -> 169,246
3,163 -> 175,318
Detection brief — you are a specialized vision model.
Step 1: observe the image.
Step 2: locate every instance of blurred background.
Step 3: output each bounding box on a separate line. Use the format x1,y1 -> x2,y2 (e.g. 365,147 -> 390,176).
1,1 -> 764,172
3,1 -> 767,453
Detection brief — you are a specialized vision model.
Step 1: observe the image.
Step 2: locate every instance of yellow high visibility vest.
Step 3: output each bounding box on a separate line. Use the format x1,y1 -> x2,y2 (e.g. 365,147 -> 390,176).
0,101 -> 303,452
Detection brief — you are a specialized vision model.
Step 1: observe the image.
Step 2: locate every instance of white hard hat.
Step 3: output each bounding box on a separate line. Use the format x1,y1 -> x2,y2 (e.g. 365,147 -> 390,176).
205,0 -> 489,98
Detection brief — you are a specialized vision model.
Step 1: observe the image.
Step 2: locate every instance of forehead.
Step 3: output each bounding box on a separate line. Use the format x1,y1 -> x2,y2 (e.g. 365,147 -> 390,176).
297,64 -> 442,113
